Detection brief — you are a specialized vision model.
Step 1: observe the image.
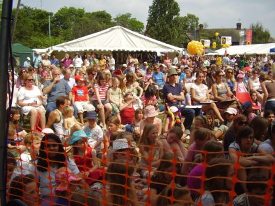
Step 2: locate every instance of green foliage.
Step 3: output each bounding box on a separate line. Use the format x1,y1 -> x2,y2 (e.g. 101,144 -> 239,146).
146,0 -> 180,45
251,23 -> 271,44
114,13 -> 144,33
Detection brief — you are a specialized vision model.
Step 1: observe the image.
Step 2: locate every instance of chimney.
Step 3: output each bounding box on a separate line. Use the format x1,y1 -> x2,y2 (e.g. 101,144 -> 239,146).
236,23 -> 241,30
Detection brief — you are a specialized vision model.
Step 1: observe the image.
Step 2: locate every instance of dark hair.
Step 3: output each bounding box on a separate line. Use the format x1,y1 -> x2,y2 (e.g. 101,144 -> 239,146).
9,174 -> 36,201
263,110 -> 274,119
144,84 -> 157,98
168,126 -> 183,140
56,96 -> 69,108
37,133 -> 66,172
236,126 -> 254,144
249,117 -> 268,141
202,141 -> 224,162
70,188 -> 101,206
193,127 -> 212,141
205,158 -> 233,204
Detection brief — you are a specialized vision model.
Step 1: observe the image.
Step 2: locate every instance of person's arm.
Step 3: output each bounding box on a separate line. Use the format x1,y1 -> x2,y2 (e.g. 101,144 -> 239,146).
94,85 -> 102,105
228,148 -> 257,167
120,98 -> 135,111
46,111 -> 57,128
261,81 -> 268,104
190,87 -> 204,103
42,79 -> 58,95
135,82 -> 143,98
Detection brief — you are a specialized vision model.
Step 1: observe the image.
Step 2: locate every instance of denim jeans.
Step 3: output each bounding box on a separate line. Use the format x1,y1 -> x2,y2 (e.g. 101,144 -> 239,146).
179,107 -> 195,130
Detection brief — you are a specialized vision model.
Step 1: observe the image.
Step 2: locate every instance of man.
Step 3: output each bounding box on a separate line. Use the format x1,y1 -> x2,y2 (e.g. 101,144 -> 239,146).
62,68 -> 76,89
46,96 -> 70,140
163,67 -> 195,131
43,67 -> 71,115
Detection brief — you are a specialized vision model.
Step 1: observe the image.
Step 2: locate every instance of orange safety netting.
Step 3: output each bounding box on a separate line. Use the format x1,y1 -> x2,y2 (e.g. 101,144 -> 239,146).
6,138 -> 275,206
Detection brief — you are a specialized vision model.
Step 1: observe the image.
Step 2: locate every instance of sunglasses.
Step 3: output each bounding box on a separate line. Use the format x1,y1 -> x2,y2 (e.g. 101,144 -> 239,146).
227,71 -> 233,74
26,79 -> 34,81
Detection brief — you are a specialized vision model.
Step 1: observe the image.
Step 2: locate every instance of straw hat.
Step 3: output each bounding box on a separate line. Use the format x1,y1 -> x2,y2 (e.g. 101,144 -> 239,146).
144,105 -> 158,118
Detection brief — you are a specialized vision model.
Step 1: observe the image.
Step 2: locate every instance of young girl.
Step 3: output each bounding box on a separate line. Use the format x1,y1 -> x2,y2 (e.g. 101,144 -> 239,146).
107,77 -> 123,121
63,105 -> 81,135
143,83 -> 158,107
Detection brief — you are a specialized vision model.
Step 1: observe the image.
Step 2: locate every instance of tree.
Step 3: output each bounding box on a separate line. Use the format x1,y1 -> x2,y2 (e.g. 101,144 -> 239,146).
114,13 -> 144,33
145,0 -> 180,45
251,23 -> 271,44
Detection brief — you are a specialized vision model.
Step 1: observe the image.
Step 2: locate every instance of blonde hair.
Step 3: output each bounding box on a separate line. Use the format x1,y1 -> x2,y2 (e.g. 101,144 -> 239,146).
63,106 -> 74,118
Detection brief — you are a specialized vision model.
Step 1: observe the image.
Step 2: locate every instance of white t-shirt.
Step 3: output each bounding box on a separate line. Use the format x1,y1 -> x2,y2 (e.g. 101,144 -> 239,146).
83,124 -> 103,149
191,83 -> 208,103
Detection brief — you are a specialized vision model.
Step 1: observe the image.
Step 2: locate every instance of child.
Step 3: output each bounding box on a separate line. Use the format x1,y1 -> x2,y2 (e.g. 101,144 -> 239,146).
7,127 -> 25,152
63,105 -> 82,135
106,77 -> 123,121
164,105 -> 184,134
143,83 -> 158,107
72,75 -> 95,124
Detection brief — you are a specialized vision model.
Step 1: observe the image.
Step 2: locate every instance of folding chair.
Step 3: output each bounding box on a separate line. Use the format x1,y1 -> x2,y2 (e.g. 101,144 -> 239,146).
236,92 -> 261,110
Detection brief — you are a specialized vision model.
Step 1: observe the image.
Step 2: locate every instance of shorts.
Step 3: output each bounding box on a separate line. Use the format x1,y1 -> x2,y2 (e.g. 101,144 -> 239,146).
74,101 -> 95,113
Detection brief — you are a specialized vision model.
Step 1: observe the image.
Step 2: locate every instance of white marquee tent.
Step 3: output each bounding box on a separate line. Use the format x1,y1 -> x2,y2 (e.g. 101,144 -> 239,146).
215,43 -> 275,55
46,26 -> 182,53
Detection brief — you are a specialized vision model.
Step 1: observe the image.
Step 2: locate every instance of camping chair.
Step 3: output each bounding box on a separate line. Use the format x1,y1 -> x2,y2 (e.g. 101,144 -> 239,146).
235,92 -> 261,111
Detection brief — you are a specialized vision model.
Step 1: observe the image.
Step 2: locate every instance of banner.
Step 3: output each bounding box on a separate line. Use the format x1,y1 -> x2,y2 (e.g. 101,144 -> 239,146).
245,29 -> 253,44
221,36 -> 232,45
200,39 -> 211,48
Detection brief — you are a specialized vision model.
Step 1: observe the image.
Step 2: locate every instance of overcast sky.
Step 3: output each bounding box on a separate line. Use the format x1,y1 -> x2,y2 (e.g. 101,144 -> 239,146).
15,0 -> 275,37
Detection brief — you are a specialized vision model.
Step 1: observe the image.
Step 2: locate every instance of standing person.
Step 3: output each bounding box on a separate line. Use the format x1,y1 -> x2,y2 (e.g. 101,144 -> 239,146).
62,68 -> 76,89
23,57 -> 31,68
163,67 -> 195,131
61,53 -> 73,69
262,64 -> 275,112
33,51 -> 42,69
50,54 -> 60,67
73,53 -> 83,75
43,67 -> 71,115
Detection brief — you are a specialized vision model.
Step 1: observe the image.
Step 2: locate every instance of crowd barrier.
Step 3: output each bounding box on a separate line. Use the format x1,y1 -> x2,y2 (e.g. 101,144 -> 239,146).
6,139 -> 275,206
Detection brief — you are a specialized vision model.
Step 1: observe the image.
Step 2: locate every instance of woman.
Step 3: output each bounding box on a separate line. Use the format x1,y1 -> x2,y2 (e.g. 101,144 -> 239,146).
249,116 -> 268,142
92,72 -> 112,128
37,133 -> 80,203
197,158 -> 234,205
8,174 -> 39,206
225,66 -> 236,93
190,71 -> 224,122
138,124 -> 164,177
212,69 -> 235,109
17,74 -> 46,131
69,130 -> 104,186
261,64 -> 275,112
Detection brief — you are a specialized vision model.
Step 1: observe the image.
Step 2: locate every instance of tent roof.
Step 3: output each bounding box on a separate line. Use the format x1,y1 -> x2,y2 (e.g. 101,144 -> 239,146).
215,43 -> 275,55
12,43 -> 33,54
49,26 -> 182,53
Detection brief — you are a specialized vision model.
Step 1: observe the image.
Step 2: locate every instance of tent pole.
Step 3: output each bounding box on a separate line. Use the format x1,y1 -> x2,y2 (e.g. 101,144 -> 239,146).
0,0 -> 13,205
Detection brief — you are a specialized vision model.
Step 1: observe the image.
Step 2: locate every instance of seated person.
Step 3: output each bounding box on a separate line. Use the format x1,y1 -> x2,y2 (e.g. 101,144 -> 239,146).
163,67 -> 195,131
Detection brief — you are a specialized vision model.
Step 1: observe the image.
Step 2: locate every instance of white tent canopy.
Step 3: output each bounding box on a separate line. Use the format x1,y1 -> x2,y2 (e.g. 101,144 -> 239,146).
48,26 -> 182,53
215,43 -> 275,55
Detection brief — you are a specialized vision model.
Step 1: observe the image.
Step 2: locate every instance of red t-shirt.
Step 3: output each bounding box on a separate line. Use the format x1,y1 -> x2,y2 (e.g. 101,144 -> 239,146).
72,85 -> 89,102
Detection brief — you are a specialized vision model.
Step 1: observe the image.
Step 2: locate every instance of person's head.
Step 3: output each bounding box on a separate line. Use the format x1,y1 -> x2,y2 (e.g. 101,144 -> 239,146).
139,124 -> 158,146
225,67 -> 234,78
192,116 -> 208,130
134,108 -> 144,121
24,132 -> 41,155
193,128 -> 213,148
144,105 -> 158,122
263,110 -> 274,125
249,117 -> 268,142
96,72 -> 107,86
8,127 -> 16,139
62,105 -> 74,118
52,67 -> 61,79
56,96 -> 70,110
224,107 -> 238,122
70,130 -> 88,154
250,91 -> 258,102
75,75 -> 85,86
8,174 -> 38,206
126,72 -> 135,84
10,108 -> 21,123
107,116 -> 121,134
37,133 -> 66,172
24,74 -> 34,87
205,158 -> 234,202
167,68 -> 178,83
214,69 -> 225,81
166,126 -> 183,144
202,140 -> 224,162
62,68 -> 71,80
85,111 -> 98,128
236,126 -> 254,152
233,114 -> 248,130
111,77 -> 120,88
195,71 -> 205,84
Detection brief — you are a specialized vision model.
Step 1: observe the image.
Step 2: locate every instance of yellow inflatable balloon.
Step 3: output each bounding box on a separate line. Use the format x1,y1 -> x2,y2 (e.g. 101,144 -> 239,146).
187,41 -> 204,55
212,42 -> 217,49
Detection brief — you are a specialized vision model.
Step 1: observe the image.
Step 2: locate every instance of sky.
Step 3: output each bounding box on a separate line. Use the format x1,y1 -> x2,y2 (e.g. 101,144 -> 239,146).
14,0 -> 275,37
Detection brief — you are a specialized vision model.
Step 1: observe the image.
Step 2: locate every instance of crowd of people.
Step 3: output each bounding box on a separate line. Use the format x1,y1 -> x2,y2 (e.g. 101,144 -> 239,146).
6,51 -> 275,206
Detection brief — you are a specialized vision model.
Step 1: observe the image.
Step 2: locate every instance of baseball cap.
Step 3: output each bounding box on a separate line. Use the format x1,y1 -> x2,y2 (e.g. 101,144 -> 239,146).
85,111 -> 97,120
69,130 -> 87,145
224,107 -> 237,115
